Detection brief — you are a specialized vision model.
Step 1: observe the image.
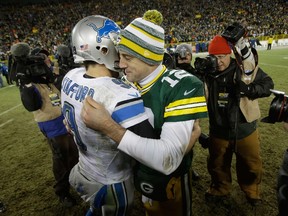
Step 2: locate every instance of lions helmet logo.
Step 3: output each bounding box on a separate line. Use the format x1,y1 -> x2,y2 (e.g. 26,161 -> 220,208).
87,19 -> 120,43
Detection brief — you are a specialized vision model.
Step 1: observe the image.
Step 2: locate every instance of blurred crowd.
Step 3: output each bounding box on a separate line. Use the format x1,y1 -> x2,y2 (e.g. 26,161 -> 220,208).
0,0 -> 287,57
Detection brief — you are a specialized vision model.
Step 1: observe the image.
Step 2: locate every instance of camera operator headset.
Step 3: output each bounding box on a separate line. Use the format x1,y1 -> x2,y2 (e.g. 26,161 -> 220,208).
261,90 -> 288,216
10,42 -> 79,207
196,22 -> 274,206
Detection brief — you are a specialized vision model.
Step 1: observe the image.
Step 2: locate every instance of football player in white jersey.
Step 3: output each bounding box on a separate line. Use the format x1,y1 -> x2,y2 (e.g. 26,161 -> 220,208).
61,15 -> 155,216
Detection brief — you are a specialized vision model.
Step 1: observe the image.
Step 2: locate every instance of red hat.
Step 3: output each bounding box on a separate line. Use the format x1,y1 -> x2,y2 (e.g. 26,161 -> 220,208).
208,35 -> 231,55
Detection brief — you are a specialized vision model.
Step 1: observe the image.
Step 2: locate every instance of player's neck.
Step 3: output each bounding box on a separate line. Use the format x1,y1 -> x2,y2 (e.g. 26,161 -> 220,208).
86,64 -> 113,78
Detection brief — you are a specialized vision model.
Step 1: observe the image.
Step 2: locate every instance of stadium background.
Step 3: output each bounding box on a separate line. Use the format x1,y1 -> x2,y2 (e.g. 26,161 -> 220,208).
0,0 -> 287,57
0,0 -> 288,215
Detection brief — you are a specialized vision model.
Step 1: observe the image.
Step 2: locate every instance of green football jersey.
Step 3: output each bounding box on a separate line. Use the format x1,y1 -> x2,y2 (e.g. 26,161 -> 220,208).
134,66 -> 207,172
133,65 -> 208,200
136,66 -> 208,135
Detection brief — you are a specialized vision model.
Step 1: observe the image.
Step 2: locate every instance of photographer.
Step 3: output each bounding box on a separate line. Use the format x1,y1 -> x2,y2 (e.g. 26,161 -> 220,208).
174,43 -> 196,75
199,24 -> 274,206
10,43 -> 79,208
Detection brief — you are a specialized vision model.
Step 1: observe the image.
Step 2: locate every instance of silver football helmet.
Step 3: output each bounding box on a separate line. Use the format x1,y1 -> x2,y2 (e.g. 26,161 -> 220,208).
71,15 -> 121,72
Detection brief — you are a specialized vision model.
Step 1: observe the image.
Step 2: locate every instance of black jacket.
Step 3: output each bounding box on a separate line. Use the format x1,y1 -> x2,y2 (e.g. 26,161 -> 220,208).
204,58 -> 274,140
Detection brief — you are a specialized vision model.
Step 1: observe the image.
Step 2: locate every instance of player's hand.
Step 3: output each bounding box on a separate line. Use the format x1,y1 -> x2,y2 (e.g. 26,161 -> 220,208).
81,96 -> 128,143
185,119 -> 201,154
81,96 -> 112,132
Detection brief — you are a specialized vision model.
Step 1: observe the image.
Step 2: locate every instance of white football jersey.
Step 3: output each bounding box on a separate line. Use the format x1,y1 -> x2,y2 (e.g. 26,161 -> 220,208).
61,67 -> 147,184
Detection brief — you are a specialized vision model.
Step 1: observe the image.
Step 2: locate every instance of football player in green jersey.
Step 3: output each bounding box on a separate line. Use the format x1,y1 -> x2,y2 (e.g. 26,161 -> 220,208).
81,10 -> 208,216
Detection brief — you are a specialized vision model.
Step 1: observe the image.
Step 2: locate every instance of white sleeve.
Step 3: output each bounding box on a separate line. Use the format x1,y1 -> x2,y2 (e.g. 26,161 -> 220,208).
236,37 -> 255,73
117,120 -> 194,175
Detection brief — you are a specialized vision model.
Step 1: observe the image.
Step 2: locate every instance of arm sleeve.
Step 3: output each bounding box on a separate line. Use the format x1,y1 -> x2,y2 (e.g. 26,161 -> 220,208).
246,68 -> 274,100
118,120 -> 194,175
127,119 -> 157,139
20,85 -> 42,112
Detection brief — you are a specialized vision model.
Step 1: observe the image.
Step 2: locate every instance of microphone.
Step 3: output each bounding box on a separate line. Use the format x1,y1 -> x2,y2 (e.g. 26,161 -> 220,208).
10,42 -> 30,58
57,44 -> 71,58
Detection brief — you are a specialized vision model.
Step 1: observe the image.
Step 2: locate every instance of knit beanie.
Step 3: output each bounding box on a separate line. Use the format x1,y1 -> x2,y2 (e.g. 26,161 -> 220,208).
175,43 -> 193,55
208,35 -> 232,55
117,10 -> 165,65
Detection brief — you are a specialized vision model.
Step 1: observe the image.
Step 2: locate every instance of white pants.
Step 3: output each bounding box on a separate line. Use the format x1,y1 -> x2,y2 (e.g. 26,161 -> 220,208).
69,164 -> 135,215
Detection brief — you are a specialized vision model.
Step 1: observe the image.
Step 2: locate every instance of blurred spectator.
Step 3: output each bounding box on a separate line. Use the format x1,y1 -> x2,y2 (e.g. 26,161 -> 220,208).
0,62 -> 12,85
267,36 -> 274,50
174,43 -> 196,75
0,0 -> 287,55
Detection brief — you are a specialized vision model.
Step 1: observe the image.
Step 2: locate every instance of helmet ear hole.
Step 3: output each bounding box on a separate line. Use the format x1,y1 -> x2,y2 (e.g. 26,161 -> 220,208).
101,47 -> 108,55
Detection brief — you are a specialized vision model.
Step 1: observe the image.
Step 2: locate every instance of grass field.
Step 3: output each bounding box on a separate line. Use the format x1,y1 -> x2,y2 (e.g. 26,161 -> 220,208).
0,46 -> 287,216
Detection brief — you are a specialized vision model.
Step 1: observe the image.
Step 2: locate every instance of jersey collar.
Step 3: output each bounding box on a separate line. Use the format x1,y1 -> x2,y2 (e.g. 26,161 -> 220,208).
135,64 -> 166,95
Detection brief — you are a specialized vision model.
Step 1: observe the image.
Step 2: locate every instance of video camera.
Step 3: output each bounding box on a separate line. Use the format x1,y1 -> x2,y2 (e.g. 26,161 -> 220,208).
11,54 -> 54,85
16,55 -> 51,77
261,90 -> 288,123
221,22 -> 247,44
10,43 -> 54,85
194,55 -> 218,75
193,22 -> 247,76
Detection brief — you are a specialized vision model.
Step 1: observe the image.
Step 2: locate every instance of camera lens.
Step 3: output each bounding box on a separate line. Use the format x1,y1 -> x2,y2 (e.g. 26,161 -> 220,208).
268,95 -> 287,122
